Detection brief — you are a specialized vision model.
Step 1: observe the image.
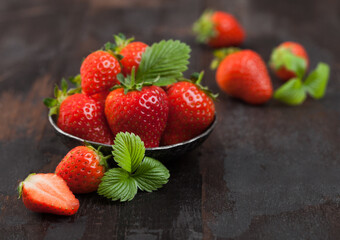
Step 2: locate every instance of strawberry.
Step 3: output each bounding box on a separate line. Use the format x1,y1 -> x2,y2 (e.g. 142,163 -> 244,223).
88,90 -> 110,109
161,72 -> 216,146
120,41 -> 148,76
193,10 -> 245,48
55,146 -> 109,194
269,41 -> 309,81
105,69 -> 169,148
214,49 -> 273,104
80,50 -> 121,96
18,173 -> 79,216
44,80 -> 114,145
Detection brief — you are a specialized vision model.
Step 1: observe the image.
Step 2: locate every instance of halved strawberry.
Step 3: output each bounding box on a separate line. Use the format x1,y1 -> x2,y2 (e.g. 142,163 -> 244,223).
18,173 -> 79,216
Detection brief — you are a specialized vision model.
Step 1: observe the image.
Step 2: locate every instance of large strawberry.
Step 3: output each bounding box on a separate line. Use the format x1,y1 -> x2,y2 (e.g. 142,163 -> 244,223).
193,10 -> 245,48
161,72 -> 216,146
80,50 -> 121,96
18,173 -> 79,216
55,146 -> 109,193
105,70 -> 169,148
269,41 -> 309,81
44,80 -> 114,144
214,49 -> 273,104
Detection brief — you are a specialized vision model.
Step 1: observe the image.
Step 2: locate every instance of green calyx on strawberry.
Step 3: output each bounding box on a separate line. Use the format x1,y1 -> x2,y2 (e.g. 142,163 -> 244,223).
192,9 -> 216,44
43,77 -> 81,116
274,62 -> 330,105
104,33 -> 135,56
210,47 -> 241,70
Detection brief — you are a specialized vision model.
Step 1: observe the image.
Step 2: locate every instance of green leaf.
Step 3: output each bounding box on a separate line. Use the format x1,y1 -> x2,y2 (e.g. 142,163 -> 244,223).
43,98 -> 57,107
112,132 -> 145,173
303,62 -> 330,99
69,74 -> 82,87
97,168 -> 137,202
61,78 -> 68,93
274,78 -> 307,105
136,40 -> 191,86
270,47 -> 307,79
133,157 -> 170,192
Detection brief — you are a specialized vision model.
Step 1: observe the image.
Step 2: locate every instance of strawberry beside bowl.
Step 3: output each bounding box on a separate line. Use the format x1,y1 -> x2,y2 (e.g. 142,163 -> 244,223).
48,114 -> 217,161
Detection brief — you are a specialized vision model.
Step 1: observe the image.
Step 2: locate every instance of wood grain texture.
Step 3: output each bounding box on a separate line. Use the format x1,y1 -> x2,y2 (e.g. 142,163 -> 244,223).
0,0 -> 339,239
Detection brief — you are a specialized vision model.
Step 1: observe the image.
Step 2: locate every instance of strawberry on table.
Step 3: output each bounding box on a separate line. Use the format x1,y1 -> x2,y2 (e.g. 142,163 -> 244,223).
213,49 -> 273,104
269,41 -> 309,81
55,146 -> 109,194
80,50 -> 121,96
18,173 -> 79,216
44,80 -> 114,145
161,72 -> 216,146
193,10 -> 245,48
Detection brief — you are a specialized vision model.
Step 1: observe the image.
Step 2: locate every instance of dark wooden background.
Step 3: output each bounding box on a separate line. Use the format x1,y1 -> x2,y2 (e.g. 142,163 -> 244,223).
1,0 -> 340,239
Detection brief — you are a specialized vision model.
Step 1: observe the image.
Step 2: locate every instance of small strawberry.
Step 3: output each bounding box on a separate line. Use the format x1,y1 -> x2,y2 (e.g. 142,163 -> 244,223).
44,79 -> 114,145
105,69 -> 169,148
269,41 -> 309,81
55,146 -> 109,194
213,49 -> 273,104
161,72 -> 216,146
18,173 -> 79,216
104,34 -> 148,76
193,10 -> 245,48
80,50 -> 121,96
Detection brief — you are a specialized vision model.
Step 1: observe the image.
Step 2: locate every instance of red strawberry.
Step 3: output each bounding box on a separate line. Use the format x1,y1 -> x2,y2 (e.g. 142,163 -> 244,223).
161,72 -> 216,145
55,146 -> 108,194
105,83 -> 169,148
57,93 -> 114,144
120,42 -> 148,76
270,41 -> 309,81
88,90 -> 110,109
215,49 -> 273,104
44,80 -> 114,144
80,50 -> 121,96
18,173 -> 79,216
193,10 -> 245,48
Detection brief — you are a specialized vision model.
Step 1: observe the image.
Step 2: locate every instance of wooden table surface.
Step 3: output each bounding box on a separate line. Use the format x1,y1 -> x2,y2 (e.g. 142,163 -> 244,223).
1,0 -> 340,239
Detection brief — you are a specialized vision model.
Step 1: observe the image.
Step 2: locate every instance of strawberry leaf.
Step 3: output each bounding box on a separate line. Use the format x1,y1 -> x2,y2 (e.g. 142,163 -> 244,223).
303,62 -> 330,99
136,40 -> 191,86
97,168 -> 137,202
133,157 -> 170,192
112,132 -> 145,173
274,78 -> 307,105
270,47 -> 307,79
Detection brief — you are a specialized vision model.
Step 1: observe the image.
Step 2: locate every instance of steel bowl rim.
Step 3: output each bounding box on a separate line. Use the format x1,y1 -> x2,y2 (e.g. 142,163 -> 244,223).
48,113 -> 217,150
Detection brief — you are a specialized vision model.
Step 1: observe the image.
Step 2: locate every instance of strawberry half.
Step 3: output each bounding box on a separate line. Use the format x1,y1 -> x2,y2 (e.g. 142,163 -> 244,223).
18,173 -> 79,216
56,146 -> 109,194
193,10 -> 245,48
161,72 -> 216,145
105,69 -> 169,148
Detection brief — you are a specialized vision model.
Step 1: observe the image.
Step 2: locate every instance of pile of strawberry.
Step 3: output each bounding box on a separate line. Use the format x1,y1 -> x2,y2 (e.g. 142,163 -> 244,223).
44,34 -> 216,147
193,10 -> 330,105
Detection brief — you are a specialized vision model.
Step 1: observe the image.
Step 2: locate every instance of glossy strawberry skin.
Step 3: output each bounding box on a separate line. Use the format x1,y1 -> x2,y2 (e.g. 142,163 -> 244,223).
57,93 -> 114,145
120,42 -> 148,76
55,146 -> 105,194
80,50 -> 121,96
105,86 -> 169,148
274,42 -> 309,81
20,173 -> 79,216
161,82 -> 215,146
209,11 -> 245,48
216,50 -> 273,104
88,90 -> 110,109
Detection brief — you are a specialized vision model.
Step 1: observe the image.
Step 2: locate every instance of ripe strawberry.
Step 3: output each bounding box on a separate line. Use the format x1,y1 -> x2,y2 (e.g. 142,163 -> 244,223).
161,72 -> 216,146
88,90 -> 110,109
55,146 -> 109,194
105,70 -> 169,148
193,10 -> 245,48
269,41 -> 309,81
120,42 -> 148,76
80,50 -> 121,96
215,49 -> 273,104
18,173 -> 79,216
44,80 -> 114,145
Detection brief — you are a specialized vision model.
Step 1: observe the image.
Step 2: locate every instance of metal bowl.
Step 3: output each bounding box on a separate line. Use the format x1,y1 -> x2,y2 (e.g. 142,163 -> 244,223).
48,114 -> 217,161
